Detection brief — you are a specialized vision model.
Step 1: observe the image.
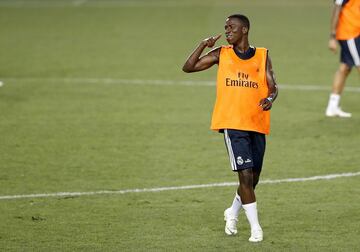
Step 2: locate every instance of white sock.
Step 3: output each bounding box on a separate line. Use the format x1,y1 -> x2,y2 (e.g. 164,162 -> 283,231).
242,202 -> 262,231
229,193 -> 242,217
327,93 -> 340,109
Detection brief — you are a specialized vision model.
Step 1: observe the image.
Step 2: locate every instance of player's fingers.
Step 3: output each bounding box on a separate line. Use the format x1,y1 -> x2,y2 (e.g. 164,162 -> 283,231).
212,34 -> 222,41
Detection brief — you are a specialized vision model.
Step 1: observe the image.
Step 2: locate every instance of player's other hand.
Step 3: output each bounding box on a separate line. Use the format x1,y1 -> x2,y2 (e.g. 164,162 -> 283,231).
259,97 -> 273,111
201,34 -> 221,48
328,38 -> 337,53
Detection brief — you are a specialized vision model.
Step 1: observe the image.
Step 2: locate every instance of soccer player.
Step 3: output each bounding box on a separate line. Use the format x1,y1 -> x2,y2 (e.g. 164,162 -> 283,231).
325,0 -> 360,117
182,14 -> 278,242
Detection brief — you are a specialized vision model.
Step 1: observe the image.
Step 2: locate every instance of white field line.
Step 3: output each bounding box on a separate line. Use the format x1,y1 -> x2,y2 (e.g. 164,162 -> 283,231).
3,77 -> 360,92
0,171 -> 359,201
73,0 -> 87,6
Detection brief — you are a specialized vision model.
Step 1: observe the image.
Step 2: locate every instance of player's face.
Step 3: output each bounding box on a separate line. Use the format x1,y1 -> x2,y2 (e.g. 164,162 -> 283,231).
224,18 -> 245,45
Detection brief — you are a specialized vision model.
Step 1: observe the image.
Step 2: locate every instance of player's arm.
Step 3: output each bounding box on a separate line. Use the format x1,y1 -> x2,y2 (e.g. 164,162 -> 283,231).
259,54 -> 278,111
182,35 -> 221,73
328,2 -> 342,53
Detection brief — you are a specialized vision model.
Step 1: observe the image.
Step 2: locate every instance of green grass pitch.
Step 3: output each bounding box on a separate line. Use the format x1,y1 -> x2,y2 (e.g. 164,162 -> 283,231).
0,0 -> 359,251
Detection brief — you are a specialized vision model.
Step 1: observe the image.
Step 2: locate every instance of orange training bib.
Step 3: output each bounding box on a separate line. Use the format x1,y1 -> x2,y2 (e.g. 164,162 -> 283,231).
337,0 -> 360,40
210,46 -> 270,134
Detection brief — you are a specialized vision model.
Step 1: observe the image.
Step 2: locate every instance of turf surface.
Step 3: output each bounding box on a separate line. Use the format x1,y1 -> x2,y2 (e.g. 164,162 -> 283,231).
0,0 -> 359,251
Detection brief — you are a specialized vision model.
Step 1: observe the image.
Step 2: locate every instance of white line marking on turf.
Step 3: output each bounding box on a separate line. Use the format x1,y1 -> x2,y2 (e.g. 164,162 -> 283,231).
4,77 -> 360,92
0,172 -> 359,200
73,0 -> 87,6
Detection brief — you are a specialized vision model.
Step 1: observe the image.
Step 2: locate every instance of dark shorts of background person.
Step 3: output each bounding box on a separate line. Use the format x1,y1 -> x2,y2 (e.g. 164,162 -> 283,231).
338,35 -> 360,67
223,129 -> 266,173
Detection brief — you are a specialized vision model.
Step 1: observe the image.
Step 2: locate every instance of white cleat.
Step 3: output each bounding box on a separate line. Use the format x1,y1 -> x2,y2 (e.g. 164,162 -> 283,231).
326,107 -> 352,118
224,208 -> 238,235
249,228 -> 263,242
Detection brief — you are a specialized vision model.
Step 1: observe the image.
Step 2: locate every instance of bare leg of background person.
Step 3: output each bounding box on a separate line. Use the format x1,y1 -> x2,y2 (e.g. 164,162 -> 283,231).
326,63 -> 352,117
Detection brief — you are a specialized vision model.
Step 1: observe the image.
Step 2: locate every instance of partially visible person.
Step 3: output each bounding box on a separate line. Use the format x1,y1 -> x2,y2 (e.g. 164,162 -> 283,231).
325,0 -> 360,118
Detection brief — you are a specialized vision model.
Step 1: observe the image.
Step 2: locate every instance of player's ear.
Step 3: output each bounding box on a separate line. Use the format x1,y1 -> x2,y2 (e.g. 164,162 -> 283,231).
242,26 -> 248,34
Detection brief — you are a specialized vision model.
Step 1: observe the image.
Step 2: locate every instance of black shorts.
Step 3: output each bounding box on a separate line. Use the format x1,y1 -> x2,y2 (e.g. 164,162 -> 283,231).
339,35 -> 360,67
223,129 -> 266,172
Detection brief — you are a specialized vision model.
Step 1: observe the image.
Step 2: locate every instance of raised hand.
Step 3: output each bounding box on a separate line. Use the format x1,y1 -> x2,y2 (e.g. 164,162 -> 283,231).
182,34 -> 222,73
201,34 -> 222,48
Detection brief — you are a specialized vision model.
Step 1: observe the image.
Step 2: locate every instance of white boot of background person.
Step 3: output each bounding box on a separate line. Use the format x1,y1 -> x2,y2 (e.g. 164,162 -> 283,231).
325,93 -> 351,118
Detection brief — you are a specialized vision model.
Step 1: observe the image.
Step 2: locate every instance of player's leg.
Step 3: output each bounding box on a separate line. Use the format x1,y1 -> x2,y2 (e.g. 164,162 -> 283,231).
252,170 -> 260,189
326,63 -> 352,117
237,169 -> 263,242
331,63 -> 352,94
240,131 -> 266,242
237,169 -> 255,203
326,37 -> 360,117
223,129 -> 263,241
223,129 -> 247,235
